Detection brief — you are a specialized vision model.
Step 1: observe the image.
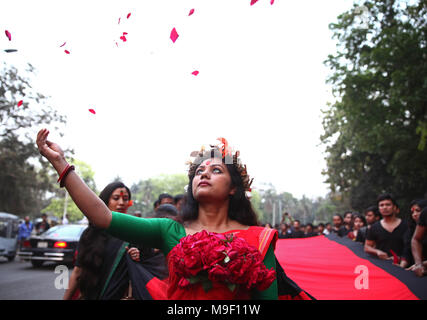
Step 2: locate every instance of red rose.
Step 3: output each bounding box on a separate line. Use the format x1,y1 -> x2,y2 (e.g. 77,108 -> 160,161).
178,277 -> 191,288
208,264 -> 231,283
183,252 -> 203,276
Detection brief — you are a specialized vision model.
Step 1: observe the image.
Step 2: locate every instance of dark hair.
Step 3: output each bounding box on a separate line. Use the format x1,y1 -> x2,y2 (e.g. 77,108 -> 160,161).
174,194 -> 185,204
353,214 -> 367,226
333,214 -> 343,222
158,193 -> 173,202
153,199 -> 159,209
364,206 -> 380,217
77,181 -> 130,298
318,223 -> 325,227
155,204 -> 178,218
343,211 -> 352,218
180,151 -> 258,226
377,193 -> 398,207
408,199 -> 427,229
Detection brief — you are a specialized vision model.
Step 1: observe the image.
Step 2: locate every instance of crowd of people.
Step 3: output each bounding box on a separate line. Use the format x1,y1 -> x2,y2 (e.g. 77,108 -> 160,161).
32,128 -> 427,300
268,193 -> 427,277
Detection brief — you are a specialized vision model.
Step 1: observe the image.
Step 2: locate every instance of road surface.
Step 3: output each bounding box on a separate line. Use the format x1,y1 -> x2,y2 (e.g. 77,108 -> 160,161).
0,256 -> 70,300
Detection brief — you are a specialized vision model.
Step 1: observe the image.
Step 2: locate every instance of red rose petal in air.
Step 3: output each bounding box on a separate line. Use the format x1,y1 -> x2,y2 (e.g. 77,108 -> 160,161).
17,100 -> 23,107
59,42 -> 66,47
250,0 -> 259,5
89,109 -> 96,114
123,32 -> 128,35
120,35 -> 127,42
192,70 -> 199,76
189,9 -> 195,16
270,0 -> 275,4
5,30 -> 12,41
118,17 -> 121,24
64,50 -> 70,54
127,13 -> 131,19
170,28 -> 179,43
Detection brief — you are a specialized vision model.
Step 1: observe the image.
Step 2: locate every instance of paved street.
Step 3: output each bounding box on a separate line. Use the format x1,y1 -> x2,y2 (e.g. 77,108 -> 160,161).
0,256 -> 70,300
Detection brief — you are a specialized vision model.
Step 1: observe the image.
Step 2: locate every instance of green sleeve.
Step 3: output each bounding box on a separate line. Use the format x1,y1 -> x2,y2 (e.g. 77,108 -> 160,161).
106,211 -> 185,255
251,244 -> 278,300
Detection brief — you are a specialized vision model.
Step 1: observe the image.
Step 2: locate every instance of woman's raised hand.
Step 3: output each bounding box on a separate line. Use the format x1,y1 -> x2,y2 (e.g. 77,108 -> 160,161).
36,129 -> 67,170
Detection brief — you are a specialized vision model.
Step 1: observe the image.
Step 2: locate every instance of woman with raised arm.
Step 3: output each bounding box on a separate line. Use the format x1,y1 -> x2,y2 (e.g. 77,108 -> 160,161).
37,129 -> 310,300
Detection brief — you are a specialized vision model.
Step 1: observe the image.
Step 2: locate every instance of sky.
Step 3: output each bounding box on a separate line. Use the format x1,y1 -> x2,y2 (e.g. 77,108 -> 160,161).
1,0 -> 356,199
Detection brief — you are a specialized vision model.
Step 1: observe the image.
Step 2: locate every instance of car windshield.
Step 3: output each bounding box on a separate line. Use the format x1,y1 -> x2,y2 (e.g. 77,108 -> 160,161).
42,225 -> 86,238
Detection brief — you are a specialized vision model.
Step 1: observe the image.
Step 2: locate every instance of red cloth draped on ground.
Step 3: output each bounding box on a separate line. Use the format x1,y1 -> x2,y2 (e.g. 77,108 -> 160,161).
275,235 -> 419,300
153,226 -> 278,300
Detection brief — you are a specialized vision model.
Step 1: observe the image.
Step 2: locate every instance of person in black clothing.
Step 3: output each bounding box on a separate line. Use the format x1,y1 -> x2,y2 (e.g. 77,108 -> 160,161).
341,211 -> 353,236
410,206 -> 427,277
357,206 -> 380,243
35,213 -> 50,235
400,199 -> 427,268
288,220 -> 305,238
365,193 -> 408,260
63,182 -> 168,300
331,214 -> 344,235
304,223 -> 317,238
350,214 -> 366,242
278,223 -> 290,239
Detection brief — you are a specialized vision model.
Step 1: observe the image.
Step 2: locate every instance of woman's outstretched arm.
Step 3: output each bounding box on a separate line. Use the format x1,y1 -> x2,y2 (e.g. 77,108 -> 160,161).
36,128 -> 111,228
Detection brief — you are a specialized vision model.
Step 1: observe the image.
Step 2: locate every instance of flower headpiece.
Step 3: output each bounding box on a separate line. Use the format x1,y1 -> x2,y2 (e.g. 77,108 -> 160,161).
186,137 -> 254,193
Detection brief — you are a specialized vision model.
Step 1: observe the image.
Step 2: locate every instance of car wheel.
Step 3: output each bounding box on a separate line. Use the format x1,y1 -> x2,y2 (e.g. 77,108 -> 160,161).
7,255 -> 15,262
31,260 -> 44,268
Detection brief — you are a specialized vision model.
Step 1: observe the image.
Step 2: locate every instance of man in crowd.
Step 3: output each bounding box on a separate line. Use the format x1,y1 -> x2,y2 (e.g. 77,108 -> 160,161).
35,213 -> 50,235
289,220 -> 305,238
365,193 -> 408,260
17,216 -> 33,249
411,206 -> 427,277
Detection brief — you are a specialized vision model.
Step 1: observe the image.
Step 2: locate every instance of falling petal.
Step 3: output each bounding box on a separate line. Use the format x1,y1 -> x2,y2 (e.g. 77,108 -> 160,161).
59,42 -> 66,47
4,49 -> 18,53
89,109 -> 96,114
64,50 -> 70,54
118,17 -> 121,24
189,9 -> 195,16
120,35 -> 127,42
127,13 -> 131,19
5,30 -> 11,41
17,100 -> 23,107
115,41 -> 119,47
170,27 -> 179,43
192,70 -> 199,76
123,32 -> 128,35
271,0 -> 275,4
250,0 -> 259,5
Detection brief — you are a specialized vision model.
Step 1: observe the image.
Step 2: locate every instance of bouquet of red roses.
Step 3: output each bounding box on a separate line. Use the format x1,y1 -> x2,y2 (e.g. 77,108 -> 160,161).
169,230 -> 276,293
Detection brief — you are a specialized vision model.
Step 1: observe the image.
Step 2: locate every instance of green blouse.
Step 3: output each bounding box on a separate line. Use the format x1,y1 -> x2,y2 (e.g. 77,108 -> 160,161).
106,211 -> 278,300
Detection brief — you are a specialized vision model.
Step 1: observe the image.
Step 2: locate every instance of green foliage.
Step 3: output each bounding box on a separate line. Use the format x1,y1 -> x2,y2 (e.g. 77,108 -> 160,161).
321,0 -> 427,213
0,63 -> 67,217
41,159 -> 98,222
129,174 -> 188,216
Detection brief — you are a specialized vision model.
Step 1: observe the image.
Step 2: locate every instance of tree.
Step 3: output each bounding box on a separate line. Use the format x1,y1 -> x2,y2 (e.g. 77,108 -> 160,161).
322,0 -> 427,213
41,159 -> 97,222
130,174 -> 188,216
0,63 -> 67,216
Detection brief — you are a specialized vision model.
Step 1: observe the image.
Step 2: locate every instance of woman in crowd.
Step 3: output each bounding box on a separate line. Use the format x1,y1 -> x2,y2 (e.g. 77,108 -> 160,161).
38,129 -> 310,300
400,199 -> 427,269
63,182 -> 167,300
349,214 -> 366,242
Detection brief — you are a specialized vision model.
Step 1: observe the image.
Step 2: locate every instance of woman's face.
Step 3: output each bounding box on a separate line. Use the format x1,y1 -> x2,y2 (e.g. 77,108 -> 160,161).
353,217 -> 365,231
192,158 -> 235,203
108,187 -> 130,213
411,205 -> 422,222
